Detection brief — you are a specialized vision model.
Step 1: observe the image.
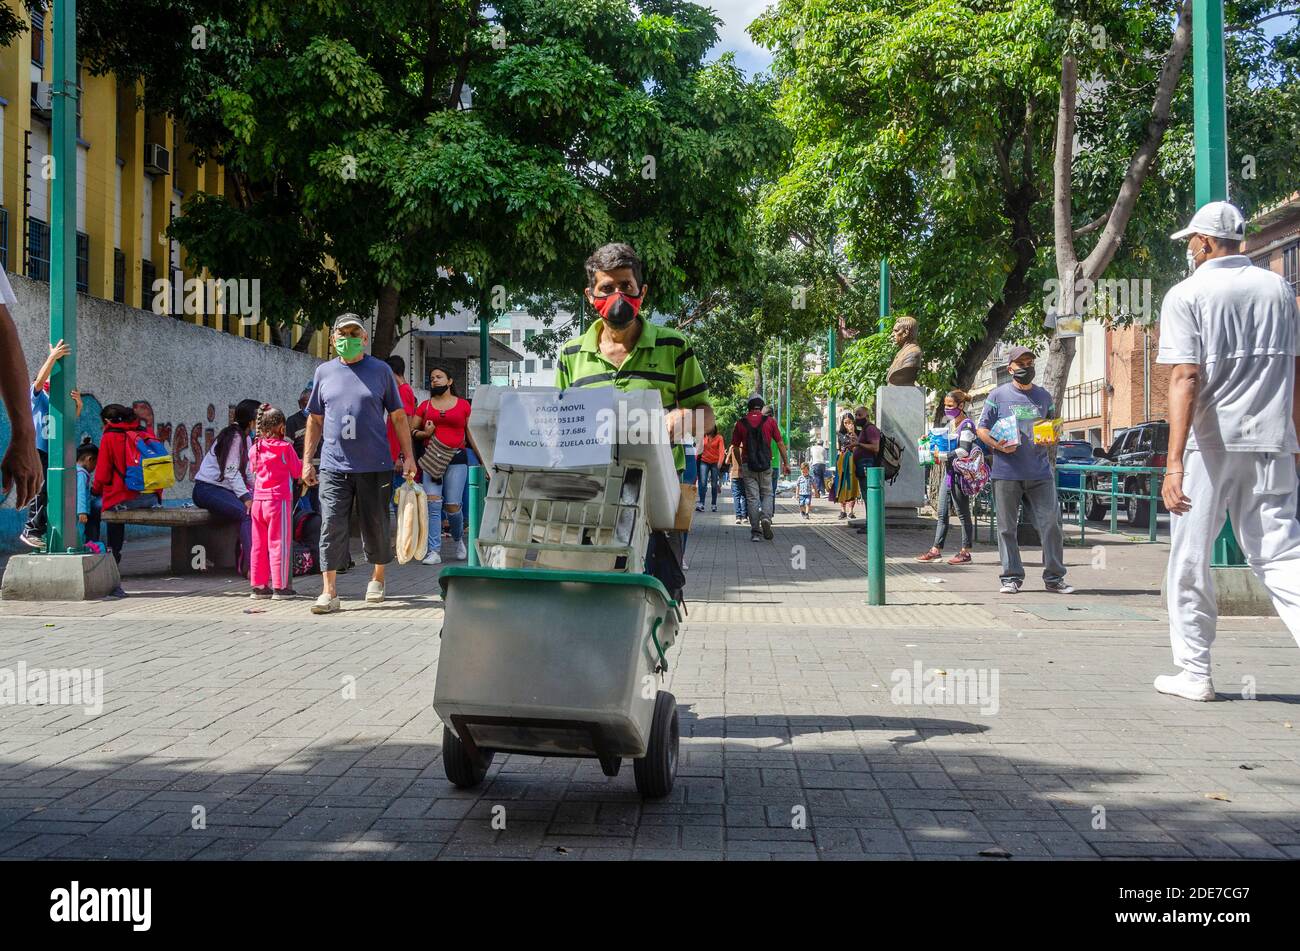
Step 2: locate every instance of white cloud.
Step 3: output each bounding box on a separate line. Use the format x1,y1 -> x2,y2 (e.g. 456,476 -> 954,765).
702,0 -> 776,75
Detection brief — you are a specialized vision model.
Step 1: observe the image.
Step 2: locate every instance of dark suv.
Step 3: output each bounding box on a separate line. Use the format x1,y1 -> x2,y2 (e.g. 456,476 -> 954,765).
1087,421 -> 1169,527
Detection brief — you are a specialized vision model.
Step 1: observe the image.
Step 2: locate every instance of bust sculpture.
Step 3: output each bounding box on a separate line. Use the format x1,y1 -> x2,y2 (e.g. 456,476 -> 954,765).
885,316 -> 922,387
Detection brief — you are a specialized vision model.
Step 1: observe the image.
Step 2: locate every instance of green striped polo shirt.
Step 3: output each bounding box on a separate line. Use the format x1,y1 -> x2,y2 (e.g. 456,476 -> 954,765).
556,318 -> 710,470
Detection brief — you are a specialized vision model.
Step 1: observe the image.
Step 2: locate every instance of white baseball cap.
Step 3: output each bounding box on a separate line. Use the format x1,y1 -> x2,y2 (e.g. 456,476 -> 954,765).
1171,201 -> 1246,241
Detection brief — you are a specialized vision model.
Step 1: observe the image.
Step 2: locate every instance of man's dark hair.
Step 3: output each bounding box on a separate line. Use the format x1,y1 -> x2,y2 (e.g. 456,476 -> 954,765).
584,242 -> 643,289
385,355 -> 406,377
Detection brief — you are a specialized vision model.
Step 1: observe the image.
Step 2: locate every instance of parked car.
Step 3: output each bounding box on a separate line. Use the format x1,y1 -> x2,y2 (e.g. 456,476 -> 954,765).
1087,421 -> 1169,527
1055,440 -> 1095,513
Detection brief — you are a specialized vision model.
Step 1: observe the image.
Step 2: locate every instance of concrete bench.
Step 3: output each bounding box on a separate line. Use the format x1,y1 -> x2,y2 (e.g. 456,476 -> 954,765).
102,506 -> 240,574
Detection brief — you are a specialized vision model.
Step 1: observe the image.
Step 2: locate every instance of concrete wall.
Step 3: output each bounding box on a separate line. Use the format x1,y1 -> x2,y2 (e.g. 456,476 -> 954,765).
0,273 -> 321,552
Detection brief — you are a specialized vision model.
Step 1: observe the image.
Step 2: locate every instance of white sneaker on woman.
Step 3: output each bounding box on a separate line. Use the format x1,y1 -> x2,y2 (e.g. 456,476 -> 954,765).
1154,670 -> 1215,702
455,540 -> 467,560
422,551 -> 442,566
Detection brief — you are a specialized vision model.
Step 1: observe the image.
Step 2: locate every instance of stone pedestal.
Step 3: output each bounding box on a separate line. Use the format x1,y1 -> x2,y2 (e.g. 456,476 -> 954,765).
2,552 -> 121,601
1159,566 -> 1277,618
876,385 -> 926,509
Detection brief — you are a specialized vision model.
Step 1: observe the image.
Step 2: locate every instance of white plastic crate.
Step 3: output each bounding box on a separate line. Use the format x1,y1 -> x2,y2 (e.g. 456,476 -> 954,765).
478,461 -> 651,573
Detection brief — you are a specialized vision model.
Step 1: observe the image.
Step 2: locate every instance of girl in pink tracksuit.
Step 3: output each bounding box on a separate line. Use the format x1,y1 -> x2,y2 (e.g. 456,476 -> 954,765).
249,404 -> 302,600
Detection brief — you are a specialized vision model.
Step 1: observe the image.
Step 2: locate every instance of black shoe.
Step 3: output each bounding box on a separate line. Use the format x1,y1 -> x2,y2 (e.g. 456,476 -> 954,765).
750,532 -> 763,543
105,585 -> 128,600
272,588 -> 297,600
760,517 -> 773,541
837,512 -> 846,520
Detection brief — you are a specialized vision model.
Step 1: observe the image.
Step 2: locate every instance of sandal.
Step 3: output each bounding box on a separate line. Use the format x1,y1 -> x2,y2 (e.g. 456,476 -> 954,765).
916,548 -> 943,562
947,551 -> 972,565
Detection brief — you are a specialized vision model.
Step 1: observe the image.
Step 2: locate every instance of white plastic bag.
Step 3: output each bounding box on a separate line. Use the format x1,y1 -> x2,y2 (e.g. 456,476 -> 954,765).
395,478 -> 429,564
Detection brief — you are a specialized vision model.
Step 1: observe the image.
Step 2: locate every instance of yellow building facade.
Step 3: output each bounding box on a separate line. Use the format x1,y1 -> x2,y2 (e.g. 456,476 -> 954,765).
0,2 -> 325,355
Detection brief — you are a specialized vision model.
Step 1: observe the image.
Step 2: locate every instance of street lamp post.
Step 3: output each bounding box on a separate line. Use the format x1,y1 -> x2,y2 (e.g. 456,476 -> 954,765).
1192,0 -> 1245,567
47,0 -> 79,554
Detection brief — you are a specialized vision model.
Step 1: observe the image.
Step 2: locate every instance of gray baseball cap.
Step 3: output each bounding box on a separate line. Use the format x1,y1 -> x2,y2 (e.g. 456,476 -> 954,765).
332,312 -> 365,332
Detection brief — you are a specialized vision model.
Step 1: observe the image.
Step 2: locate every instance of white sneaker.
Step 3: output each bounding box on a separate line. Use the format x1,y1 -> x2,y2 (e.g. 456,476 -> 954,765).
311,593 -> 340,615
422,551 -> 442,566
999,580 -> 1021,594
455,540 -> 467,561
1154,670 -> 1215,702
366,581 -> 385,603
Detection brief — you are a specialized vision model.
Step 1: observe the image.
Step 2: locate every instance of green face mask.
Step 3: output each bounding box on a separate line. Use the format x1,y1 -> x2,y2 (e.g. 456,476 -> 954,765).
335,335 -> 364,360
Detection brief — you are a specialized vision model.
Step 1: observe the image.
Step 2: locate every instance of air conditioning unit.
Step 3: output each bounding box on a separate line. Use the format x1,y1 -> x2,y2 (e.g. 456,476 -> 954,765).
30,81 -> 53,118
143,143 -> 170,176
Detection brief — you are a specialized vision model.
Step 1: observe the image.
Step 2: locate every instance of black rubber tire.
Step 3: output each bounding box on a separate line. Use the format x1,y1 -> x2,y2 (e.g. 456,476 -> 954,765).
1086,485 -> 1109,522
442,724 -> 493,788
1126,484 -> 1151,528
634,691 -> 679,799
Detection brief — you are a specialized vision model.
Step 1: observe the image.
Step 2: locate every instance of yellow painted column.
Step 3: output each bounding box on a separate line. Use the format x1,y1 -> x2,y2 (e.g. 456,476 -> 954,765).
117,79 -> 145,310
82,71 -> 116,299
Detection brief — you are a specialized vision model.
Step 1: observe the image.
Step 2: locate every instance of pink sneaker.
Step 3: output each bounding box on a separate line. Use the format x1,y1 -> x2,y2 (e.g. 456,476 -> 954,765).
916,548 -> 943,562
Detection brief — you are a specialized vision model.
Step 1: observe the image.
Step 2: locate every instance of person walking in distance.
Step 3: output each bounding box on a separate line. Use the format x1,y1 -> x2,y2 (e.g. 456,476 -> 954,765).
808,439 -> 828,501
696,425 -> 724,513
976,347 -> 1071,595
731,394 -> 789,542
302,314 -> 418,614
248,404 -> 302,601
1155,201 -> 1300,701
725,439 -> 748,524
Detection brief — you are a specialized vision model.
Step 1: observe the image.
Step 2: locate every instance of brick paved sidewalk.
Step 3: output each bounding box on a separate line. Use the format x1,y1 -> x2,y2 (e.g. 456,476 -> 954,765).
0,493 -> 1297,860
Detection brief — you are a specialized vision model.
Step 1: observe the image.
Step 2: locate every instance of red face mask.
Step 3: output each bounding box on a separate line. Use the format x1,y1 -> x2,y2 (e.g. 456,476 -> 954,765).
590,289 -> 644,328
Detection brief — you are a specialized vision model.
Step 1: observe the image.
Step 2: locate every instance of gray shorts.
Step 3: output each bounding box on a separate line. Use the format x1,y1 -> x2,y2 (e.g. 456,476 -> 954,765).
318,470 -> 393,571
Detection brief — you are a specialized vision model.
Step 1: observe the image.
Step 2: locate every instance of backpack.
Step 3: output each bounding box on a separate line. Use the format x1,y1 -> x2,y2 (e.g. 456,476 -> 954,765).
877,432 -> 903,483
292,496 -> 321,547
952,449 -> 992,497
292,542 -> 319,576
124,431 -> 175,493
742,417 -> 772,473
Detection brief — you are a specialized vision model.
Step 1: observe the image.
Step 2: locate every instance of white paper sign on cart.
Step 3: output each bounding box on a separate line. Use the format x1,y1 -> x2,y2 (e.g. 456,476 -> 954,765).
494,388 -> 615,468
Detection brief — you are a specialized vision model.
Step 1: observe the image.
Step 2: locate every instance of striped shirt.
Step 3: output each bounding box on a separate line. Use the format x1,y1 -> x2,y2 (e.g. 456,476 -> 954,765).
557,318 -> 710,470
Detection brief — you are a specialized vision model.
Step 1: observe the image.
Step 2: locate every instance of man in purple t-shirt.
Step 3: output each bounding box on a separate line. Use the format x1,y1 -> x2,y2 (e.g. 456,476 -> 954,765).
303,313 -> 417,614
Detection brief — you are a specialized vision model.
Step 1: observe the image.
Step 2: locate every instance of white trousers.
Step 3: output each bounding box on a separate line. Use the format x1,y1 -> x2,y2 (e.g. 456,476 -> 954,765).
1167,450 -> 1300,676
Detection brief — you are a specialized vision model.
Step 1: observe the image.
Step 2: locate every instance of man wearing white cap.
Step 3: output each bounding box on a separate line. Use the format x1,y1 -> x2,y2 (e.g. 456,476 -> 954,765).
1156,201 -> 1300,701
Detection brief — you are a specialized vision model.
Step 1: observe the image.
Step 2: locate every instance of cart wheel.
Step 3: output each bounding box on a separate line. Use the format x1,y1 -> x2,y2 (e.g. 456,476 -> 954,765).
442,725 -> 493,788
634,691 -> 678,799
598,755 -> 622,778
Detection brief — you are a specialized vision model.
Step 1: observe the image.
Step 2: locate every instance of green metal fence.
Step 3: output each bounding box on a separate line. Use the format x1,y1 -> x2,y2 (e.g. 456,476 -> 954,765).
970,463 -> 1167,545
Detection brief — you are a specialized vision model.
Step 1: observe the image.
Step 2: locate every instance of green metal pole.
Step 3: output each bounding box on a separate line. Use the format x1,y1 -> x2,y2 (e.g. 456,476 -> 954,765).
1192,0 -> 1244,567
47,0 -> 79,554
866,467 -> 885,605
783,344 -> 791,446
879,258 -> 891,331
827,325 -> 836,456
479,305 -> 490,386
466,465 -> 482,567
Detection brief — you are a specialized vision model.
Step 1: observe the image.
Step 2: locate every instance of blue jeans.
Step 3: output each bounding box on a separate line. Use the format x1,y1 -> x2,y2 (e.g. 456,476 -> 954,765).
193,479 -> 253,566
732,476 -> 748,518
424,464 -> 468,554
696,462 -> 720,507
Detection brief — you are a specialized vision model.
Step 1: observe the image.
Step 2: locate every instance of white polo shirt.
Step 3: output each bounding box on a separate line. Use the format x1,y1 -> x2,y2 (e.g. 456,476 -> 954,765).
1156,255 -> 1299,452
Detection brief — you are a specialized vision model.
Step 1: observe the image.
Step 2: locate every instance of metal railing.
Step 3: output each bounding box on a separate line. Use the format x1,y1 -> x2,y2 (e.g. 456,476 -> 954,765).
969,463 -> 1166,544
1056,463 -> 1166,543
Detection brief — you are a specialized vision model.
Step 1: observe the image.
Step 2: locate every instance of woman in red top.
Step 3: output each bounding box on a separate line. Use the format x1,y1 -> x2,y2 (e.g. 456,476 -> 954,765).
695,426 -> 725,513
92,403 -> 163,571
412,365 -> 481,565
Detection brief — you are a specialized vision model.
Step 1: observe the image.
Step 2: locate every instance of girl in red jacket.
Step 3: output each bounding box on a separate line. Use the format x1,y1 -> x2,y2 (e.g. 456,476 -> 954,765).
249,403 -> 302,600
92,403 -> 163,571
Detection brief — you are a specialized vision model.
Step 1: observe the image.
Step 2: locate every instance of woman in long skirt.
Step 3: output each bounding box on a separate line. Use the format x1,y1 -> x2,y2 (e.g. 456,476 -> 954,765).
834,413 -> 860,520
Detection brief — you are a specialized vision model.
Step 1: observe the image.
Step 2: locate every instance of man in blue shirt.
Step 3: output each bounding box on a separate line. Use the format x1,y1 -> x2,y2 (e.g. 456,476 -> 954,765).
977,346 -> 1071,594
302,313 -> 417,614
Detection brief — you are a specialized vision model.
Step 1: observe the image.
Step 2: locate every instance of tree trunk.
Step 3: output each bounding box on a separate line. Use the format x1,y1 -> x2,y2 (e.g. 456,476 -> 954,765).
1041,334 -> 1077,413
373,283 -> 400,359
293,326 -> 315,353
753,353 -> 763,396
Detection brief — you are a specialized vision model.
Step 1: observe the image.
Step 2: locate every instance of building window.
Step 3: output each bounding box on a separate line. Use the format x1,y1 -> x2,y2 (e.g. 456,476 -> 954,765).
75,231 -> 88,292
511,329 -> 522,343
542,358 -> 553,370
141,259 -> 156,310
113,248 -> 125,302
524,359 -> 535,374
0,208 -> 8,271
26,217 -> 50,281
30,9 -> 44,67
1284,243 -> 1299,291
525,328 -> 536,341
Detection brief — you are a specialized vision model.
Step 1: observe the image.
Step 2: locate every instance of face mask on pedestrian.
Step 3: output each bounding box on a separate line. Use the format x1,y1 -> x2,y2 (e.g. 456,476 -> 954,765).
591,289 -> 644,329
335,335 -> 364,360
944,407 -> 961,418
1011,365 -> 1035,385
430,384 -> 450,396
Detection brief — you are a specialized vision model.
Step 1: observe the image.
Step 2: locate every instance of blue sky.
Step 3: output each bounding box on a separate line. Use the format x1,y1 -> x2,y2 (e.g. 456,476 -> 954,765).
705,0 -> 775,76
